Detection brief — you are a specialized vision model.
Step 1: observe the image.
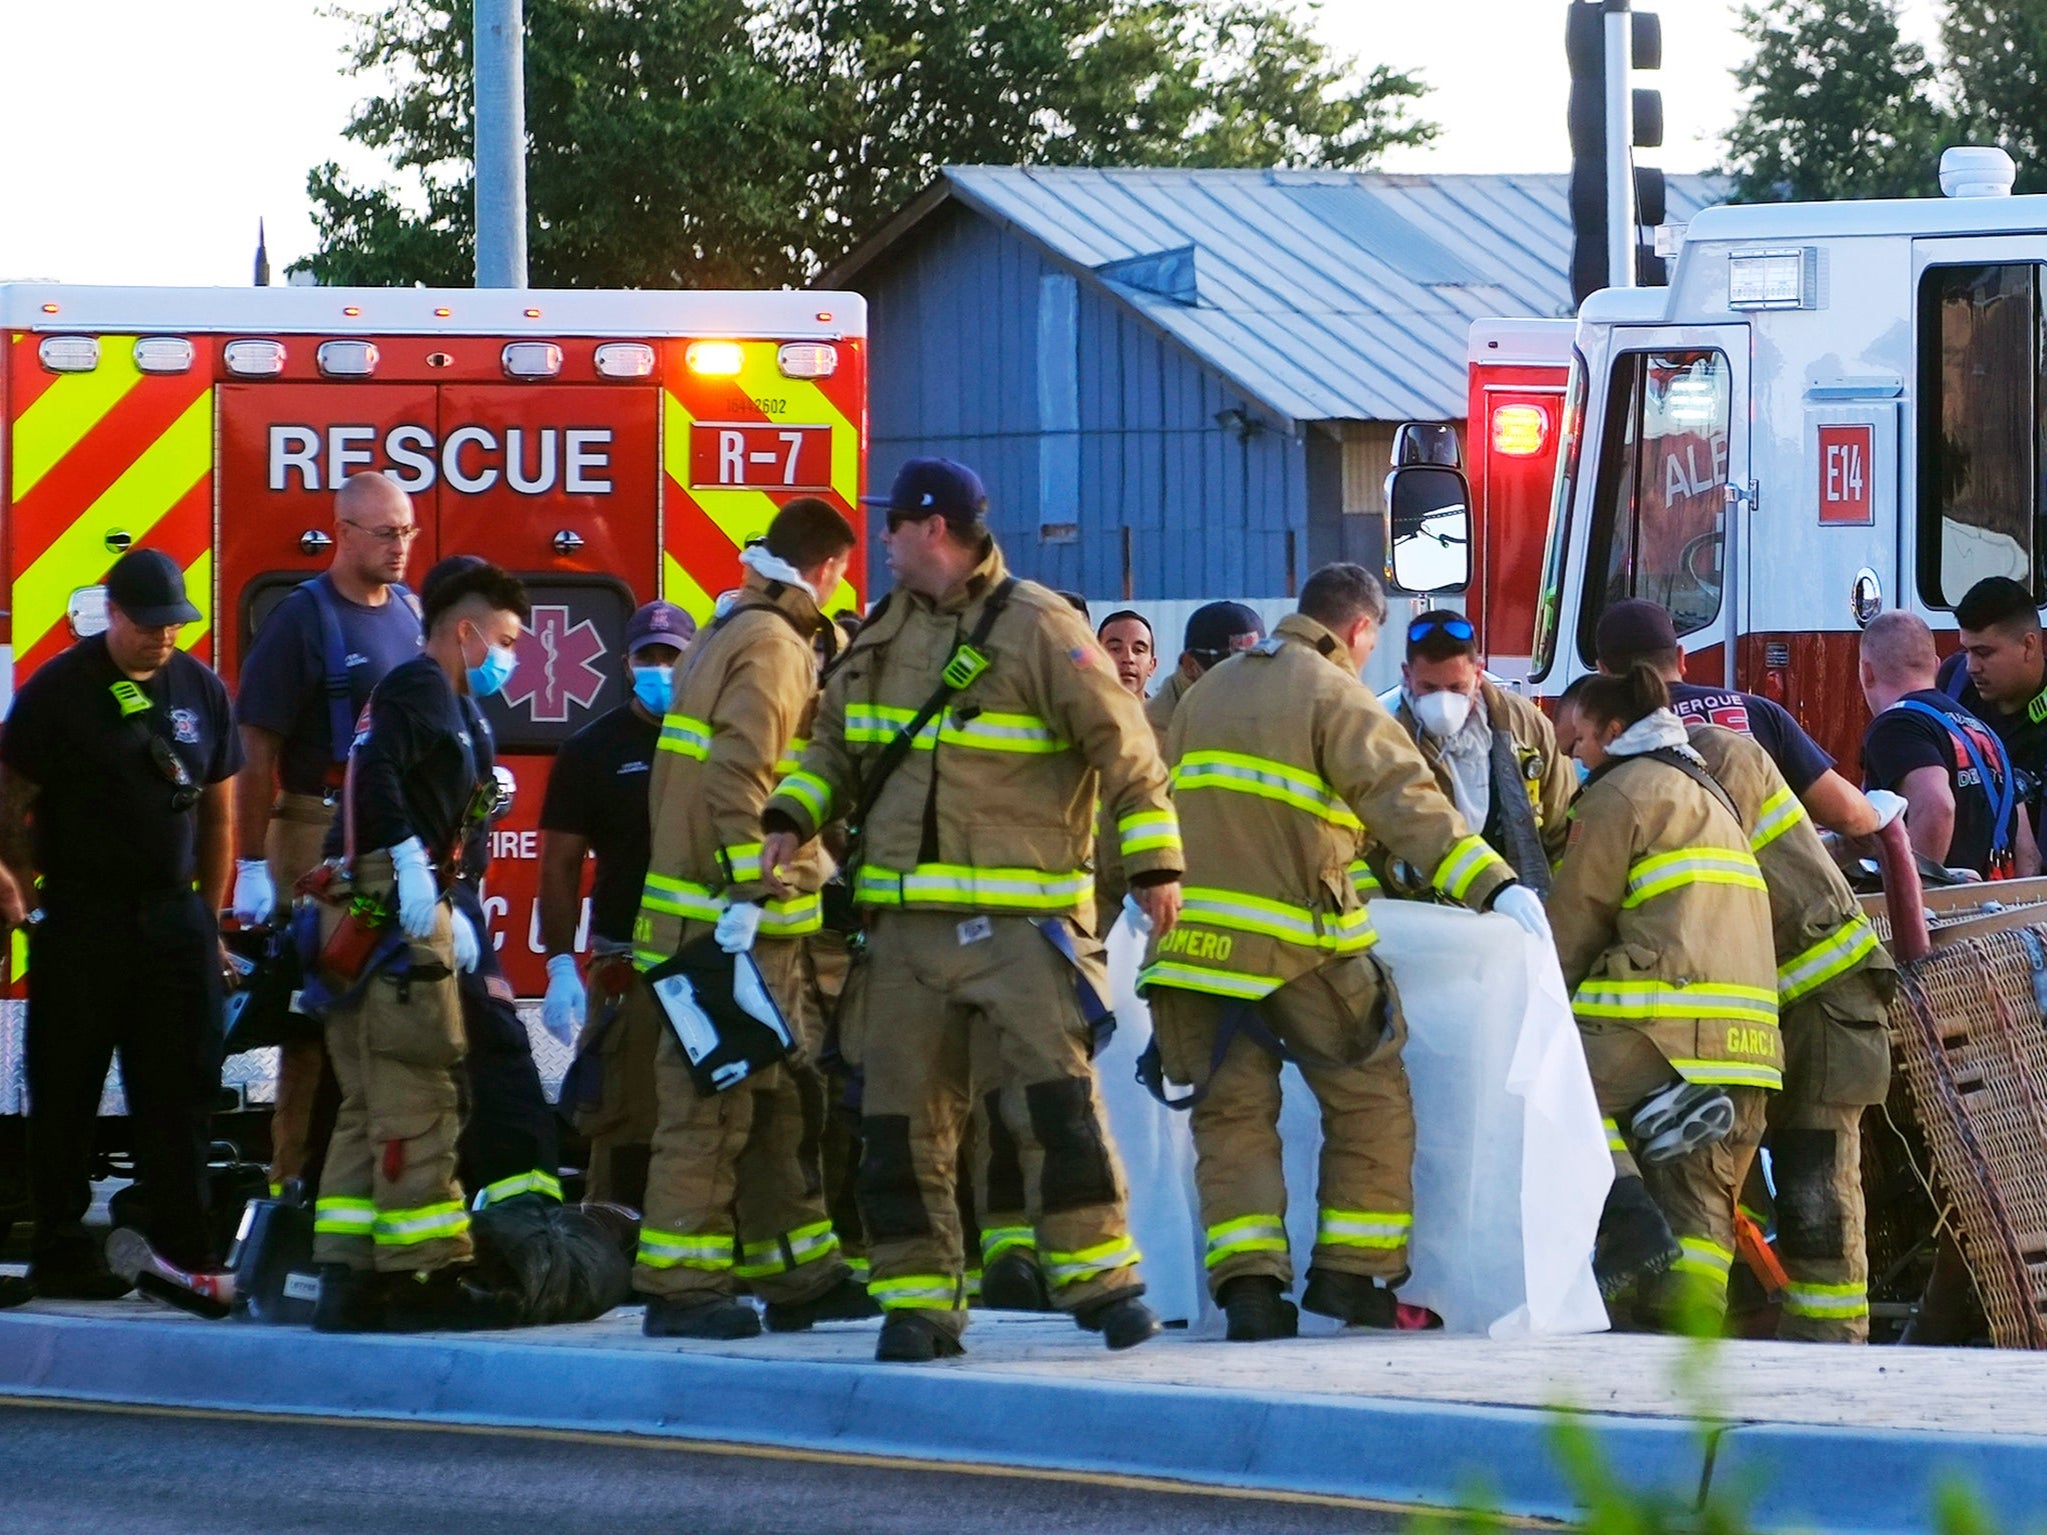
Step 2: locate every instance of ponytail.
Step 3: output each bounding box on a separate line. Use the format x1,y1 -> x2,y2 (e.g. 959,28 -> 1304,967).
1572,661 -> 1669,736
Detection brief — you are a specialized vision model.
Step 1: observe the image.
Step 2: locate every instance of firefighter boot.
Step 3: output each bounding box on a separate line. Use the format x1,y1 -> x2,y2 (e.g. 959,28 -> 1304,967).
876,1310 -> 966,1362
310,1264 -> 384,1334
978,1249 -> 1053,1312
1302,1267 -> 1442,1330
644,1293 -> 763,1340
1593,1175 -> 1682,1299
1219,1275 -> 1299,1342
1630,1081 -> 1736,1165
379,1267 -> 519,1333
1074,1290 -> 1162,1350
763,1274 -> 880,1333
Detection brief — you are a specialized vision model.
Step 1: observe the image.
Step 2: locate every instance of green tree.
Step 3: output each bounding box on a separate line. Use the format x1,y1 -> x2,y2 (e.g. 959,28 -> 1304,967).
297,0 -> 1435,288
1721,0 -> 1947,202
1944,0 -> 2047,193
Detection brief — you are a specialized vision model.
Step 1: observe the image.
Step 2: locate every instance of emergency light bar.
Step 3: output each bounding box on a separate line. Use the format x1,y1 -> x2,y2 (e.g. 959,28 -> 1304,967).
777,342 -> 838,379
502,342 -> 563,378
132,337 -> 194,374
1491,404 -> 1549,458
223,339 -> 286,376
316,340 -> 379,377
1727,248 -> 1816,310
594,342 -> 655,378
37,336 -> 98,373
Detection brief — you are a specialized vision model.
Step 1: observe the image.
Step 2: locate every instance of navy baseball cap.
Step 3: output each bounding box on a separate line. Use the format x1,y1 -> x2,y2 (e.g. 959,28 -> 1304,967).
860,457 -> 988,524
1594,598 -> 1679,667
105,548 -> 202,627
624,600 -> 696,654
1183,601 -> 1263,659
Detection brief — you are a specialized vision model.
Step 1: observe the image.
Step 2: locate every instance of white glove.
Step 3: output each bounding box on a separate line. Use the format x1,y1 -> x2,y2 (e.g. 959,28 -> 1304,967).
1492,883 -> 1553,945
543,954 -> 585,1044
1866,789 -> 1908,831
231,858 -> 275,925
1120,892 -> 1155,937
389,837 -> 439,939
450,907 -> 481,974
715,901 -> 763,954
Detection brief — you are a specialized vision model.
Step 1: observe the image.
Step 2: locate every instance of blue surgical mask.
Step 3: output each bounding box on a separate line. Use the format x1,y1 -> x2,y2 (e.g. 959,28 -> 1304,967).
467,633 -> 518,698
1573,759 -> 1591,785
632,664 -> 674,717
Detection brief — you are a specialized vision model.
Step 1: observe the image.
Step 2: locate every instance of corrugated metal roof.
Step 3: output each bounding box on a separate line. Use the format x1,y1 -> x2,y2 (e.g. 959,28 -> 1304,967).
829,166 -> 1726,424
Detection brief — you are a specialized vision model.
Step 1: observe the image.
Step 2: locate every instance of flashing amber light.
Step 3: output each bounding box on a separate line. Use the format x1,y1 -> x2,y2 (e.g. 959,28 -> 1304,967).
686,340 -> 745,376
815,310 -> 833,322
525,307 -> 542,319
342,305 -> 362,317
1491,403 -> 1550,458
434,306 -> 453,317
41,303 -> 59,314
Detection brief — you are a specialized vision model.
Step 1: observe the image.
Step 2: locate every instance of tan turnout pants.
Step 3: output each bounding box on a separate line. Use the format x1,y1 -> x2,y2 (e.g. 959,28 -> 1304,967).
574,955 -> 663,1208
266,791 -> 338,1192
632,927 -> 850,1306
848,911 -> 1142,1341
311,852 -> 471,1274
1149,951 -> 1416,1296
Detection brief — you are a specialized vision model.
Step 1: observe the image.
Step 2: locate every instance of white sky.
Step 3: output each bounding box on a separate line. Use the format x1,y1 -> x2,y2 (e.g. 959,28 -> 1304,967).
0,0 -> 1949,287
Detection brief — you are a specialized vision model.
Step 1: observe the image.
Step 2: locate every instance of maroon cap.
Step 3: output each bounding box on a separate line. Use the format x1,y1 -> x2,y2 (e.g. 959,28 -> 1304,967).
1594,599 -> 1679,667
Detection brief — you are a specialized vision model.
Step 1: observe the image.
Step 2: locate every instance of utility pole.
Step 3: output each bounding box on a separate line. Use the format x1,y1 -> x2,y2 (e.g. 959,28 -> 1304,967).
1601,0 -> 1634,291
473,0 -> 528,288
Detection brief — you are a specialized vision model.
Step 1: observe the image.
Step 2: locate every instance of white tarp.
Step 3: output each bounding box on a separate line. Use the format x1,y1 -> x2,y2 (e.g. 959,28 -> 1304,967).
1100,901 -> 1611,1336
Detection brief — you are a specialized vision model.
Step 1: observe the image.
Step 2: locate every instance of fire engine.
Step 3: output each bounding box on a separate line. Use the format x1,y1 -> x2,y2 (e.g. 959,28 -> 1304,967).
0,283 -> 867,1163
1393,147 -> 2042,773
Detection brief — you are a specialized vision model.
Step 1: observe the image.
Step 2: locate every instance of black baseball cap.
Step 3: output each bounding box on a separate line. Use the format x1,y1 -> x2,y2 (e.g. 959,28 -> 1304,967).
1594,598 -> 1679,667
1183,601 -> 1263,660
105,548 -> 201,627
860,457 -> 988,524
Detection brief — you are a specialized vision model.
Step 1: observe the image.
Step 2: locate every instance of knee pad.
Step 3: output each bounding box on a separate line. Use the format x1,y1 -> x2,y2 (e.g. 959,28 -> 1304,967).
1025,1078 -> 1116,1214
1772,1128 -> 1845,1261
856,1114 -> 933,1241
981,1089 -> 1026,1213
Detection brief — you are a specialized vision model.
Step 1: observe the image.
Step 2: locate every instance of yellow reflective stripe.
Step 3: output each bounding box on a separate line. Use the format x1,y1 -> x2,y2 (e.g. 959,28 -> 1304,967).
637,1227 -> 734,1271
980,1226 -> 1038,1262
1782,1282 -> 1869,1319
659,714 -> 712,759
735,1220 -> 841,1278
1205,1214 -> 1289,1268
1138,960 -> 1282,1000
870,1274 -> 961,1310
1348,860 -> 1382,899
313,1197 -> 376,1236
641,872 -> 724,923
757,894 -> 822,936
845,703 -> 921,746
1317,1209 -> 1411,1250
470,1171 -> 562,1210
11,340 -> 147,499
1042,1235 -> 1140,1287
1603,1117 -> 1629,1153
942,711 -> 1064,754
1180,885 -> 1375,952
773,770 -> 832,826
372,1201 -> 471,1247
1572,979 -> 1778,1024
722,842 -> 765,882
1622,846 -> 1766,908
1667,1058 -> 1784,1090
1777,914 -> 1880,1005
1750,786 -> 1806,852
1433,835 -> 1506,901
1671,1236 -> 1734,1286
774,737 -> 809,778
1171,750 -> 1362,829
854,864 -> 1089,911
1117,808 -> 1182,856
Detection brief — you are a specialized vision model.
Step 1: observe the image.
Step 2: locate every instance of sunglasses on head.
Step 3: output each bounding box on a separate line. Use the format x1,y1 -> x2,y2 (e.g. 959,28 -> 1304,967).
1407,614 -> 1475,645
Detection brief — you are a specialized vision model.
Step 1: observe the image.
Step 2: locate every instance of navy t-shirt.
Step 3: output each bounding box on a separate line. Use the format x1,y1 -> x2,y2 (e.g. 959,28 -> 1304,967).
540,704 -> 657,944
3,636 -> 240,903
327,656 -> 479,863
1667,681 -> 1835,795
236,576 -> 423,795
1861,689 -> 2007,875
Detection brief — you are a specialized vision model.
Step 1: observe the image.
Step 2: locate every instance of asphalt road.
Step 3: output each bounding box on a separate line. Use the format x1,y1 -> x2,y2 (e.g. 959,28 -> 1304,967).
0,1401 -> 1415,1535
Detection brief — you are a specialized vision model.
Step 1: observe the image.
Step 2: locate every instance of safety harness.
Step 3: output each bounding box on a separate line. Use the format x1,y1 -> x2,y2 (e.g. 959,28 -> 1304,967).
1892,697 -> 2017,876
303,575 -> 419,774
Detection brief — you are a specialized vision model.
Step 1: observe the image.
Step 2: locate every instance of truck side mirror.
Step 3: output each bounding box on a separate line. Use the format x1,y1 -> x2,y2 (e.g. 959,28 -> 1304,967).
1385,464 -> 1472,594
1391,422 -> 1462,468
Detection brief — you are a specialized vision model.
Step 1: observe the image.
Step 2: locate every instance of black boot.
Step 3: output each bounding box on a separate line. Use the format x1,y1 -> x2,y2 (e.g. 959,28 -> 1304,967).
643,1293 -> 762,1340
1593,1176 -> 1682,1299
764,1274 -> 880,1332
379,1267 -> 519,1333
1302,1267 -> 1441,1330
875,1310 -> 965,1362
1075,1290 -> 1162,1351
310,1264 -> 383,1334
978,1249 -> 1053,1312
1218,1275 -> 1298,1342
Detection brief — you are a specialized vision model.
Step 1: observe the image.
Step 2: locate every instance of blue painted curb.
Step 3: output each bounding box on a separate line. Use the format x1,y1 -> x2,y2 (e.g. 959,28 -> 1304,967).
0,1312 -> 1703,1522
1718,1420 -> 2047,1535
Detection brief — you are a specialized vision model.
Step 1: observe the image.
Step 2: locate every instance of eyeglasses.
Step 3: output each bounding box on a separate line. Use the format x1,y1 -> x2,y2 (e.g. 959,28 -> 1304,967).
340,521 -> 422,544
885,507 -> 937,533
1407,613 -> 1475,645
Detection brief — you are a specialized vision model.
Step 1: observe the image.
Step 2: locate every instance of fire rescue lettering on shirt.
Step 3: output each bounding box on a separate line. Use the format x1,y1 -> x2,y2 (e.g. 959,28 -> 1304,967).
267,424 -> 615,496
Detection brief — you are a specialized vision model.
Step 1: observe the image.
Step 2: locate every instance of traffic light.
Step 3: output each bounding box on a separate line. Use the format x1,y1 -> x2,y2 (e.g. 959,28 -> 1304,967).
1566,0 -> 1664,304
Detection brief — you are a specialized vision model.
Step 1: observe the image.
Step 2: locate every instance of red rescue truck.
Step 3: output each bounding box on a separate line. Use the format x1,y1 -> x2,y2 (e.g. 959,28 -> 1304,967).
0,283 -> 866,1156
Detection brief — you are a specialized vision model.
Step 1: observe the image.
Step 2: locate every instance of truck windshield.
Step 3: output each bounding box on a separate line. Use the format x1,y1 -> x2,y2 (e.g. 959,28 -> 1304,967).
1530,350 -> 1587,682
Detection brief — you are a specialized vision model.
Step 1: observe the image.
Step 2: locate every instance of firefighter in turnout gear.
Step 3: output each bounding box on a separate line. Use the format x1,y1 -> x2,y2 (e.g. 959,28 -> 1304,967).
1550,665 -> 1781,1330
310,560 -> 530,1333
760,458 -> 1181,1363
1683,723 -> 1898,1342
1139,564 -> 1547,1342
630,501 -> 873,1339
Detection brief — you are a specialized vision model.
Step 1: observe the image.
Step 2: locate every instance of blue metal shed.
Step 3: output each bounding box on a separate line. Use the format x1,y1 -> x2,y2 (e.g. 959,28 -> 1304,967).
825,166 -> 1725,603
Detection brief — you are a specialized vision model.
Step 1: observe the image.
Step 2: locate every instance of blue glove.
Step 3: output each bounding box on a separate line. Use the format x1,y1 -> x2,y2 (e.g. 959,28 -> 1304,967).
543,954 -> 585,1045
231,859 -> 275,925
715,901 -> 763,954
1492,883 -> 1553,945
389,837 -> 439,939
450,907 -> 481,974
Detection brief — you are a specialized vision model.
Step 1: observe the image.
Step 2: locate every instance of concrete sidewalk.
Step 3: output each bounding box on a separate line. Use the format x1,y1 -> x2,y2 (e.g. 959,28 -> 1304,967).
1,1297 -> 2041,1533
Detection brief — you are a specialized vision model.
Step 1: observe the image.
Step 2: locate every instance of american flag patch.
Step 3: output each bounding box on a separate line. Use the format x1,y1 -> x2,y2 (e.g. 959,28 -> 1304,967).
1070,645 -> 1096,671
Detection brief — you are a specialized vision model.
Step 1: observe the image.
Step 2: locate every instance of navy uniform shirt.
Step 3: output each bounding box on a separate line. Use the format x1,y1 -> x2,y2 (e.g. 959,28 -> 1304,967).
3,636 -> 240,906
1667,681 -> 1835,796
539,704 -> 657,945
1861,689 -> 2007,875
328,656 -> 479,864
236,575 -> 423,795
